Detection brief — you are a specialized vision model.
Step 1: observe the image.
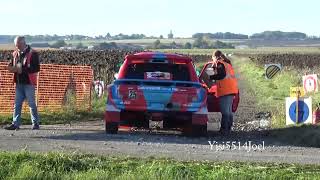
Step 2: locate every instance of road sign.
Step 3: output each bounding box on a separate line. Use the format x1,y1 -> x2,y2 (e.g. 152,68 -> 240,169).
303,74 -> 318,93
290,87 -> 305,97
265,64 -> 282,79
286,97 -> 312,125
94,80 -> 104,98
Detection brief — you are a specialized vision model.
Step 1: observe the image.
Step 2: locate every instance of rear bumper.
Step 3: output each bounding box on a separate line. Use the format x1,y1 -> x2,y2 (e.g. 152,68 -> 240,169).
113,100 -> 205,112
105,109 -> 208,125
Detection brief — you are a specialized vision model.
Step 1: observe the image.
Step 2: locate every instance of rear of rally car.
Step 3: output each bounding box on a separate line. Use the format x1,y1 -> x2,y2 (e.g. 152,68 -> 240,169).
105,52 -> 208,136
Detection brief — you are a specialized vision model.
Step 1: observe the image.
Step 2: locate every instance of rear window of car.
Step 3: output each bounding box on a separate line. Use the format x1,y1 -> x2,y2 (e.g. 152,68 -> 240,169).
124,62 -> 191,81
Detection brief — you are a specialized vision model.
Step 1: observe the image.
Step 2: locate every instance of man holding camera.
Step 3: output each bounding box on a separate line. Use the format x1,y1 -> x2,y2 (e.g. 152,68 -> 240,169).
4,36 -> 40,130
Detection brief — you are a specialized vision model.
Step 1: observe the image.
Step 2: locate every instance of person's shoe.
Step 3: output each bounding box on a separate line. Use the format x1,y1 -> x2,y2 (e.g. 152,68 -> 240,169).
4,124 -> 19,130
219,128 -> 231,136
32,124 -> 40,130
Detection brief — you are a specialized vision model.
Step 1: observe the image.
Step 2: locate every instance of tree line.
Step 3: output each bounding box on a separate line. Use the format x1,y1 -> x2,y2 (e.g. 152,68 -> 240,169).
148,38 -> 234,49
192,32 -> 248,39
1,31 -> 318,44
250,31 -> 307,40
192,31 -> 314,40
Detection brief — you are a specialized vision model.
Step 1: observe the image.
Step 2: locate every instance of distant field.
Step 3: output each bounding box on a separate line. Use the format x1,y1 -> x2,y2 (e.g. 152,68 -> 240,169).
65,38 -> 246,46
0,44 -> 55,50
65,38 -> 320,47
1,39 -> 320,55
102,38 -> 195,45
2,37 -> 320,51
0,44 -> 14,50
42,38 -> 196,47
0,38 -> 195,49
155,47 -> 320,55
26,38 -> 247,48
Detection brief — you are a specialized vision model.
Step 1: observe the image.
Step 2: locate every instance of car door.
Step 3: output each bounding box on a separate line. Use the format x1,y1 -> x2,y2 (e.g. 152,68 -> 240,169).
199,62 -> 240,112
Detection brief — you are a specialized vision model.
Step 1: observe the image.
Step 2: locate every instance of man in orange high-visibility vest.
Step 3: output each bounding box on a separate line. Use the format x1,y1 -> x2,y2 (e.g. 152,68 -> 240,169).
4,36 -> 40,130
210,50 -> 238,135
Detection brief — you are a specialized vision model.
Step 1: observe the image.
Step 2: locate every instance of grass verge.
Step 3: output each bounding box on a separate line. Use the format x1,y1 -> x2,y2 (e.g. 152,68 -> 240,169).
236,57 -> 320,147
0,151 -> 320,179
236,57 -> 298,127
235,57 -> 320,126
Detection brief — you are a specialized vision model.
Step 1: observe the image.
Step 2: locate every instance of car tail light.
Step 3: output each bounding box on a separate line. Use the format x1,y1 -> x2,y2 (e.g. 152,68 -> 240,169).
131,60 -> 144,64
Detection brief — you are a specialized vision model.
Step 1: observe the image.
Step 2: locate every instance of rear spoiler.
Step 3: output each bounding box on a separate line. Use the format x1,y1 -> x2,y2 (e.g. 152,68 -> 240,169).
125,54 -> 192,64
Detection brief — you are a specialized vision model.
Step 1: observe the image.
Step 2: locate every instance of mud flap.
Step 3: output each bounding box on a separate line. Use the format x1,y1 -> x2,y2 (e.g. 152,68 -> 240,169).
192,114 -> 208,125
105,111 -> 120,123
183,108 -> 208,137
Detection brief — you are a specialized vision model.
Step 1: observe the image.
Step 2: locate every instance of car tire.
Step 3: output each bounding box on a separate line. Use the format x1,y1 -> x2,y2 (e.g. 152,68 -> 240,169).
163,117 -> 176,129
192,124 -> 207,137
105,122 -> 119,134
183,124 -> 207,137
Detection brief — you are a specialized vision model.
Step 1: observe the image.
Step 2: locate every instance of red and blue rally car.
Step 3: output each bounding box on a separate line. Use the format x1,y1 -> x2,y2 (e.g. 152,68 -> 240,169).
104,52 -> 239,136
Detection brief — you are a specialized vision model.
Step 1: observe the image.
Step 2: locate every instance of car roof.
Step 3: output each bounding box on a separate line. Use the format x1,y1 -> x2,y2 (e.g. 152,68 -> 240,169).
125,51 -> 193,63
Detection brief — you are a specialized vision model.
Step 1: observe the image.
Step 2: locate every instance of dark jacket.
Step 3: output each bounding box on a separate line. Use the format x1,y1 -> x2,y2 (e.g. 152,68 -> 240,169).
10,45 -> 40,84
210,62 -> 226,80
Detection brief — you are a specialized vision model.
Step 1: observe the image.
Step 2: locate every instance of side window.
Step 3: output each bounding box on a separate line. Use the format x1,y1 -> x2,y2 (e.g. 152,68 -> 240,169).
199,64 -> 216,89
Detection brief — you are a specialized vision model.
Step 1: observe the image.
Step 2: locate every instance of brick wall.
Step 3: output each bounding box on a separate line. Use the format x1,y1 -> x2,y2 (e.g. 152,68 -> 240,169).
0,62 -> 93,114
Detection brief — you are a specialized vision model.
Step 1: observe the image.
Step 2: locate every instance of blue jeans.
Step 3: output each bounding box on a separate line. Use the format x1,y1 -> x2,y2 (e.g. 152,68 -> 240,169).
12,84 -> 39,127
219,95 -> 234,131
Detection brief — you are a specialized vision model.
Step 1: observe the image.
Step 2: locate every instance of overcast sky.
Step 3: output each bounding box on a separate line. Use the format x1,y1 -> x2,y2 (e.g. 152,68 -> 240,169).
1,0 -> 318,37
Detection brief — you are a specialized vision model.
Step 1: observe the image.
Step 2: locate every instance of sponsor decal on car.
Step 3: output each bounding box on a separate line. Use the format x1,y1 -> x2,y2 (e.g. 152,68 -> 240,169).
144,72 -> 172,80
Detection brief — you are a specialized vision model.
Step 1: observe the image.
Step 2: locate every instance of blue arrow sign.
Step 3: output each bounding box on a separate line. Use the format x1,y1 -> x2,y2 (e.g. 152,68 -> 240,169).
289,100 -> 310,123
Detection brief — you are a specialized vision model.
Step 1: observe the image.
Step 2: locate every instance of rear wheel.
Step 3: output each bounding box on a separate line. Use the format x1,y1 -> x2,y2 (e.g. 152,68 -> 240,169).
192,124 -> 207,137
105,122 -> 119,134
163,117 -> 176,129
